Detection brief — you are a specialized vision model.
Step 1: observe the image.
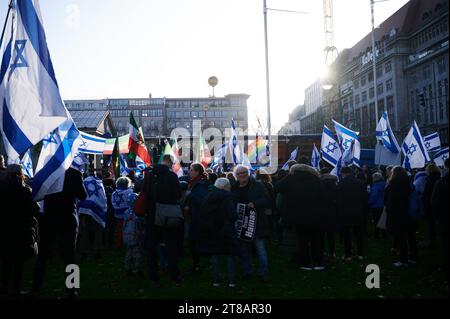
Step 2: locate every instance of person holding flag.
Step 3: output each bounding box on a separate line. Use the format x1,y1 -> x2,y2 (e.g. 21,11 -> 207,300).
229,119 -> 243,165
332,120 -> 361,167
311,144 -> 321,170
320,125 -> 342,168
281,147 -> 298,171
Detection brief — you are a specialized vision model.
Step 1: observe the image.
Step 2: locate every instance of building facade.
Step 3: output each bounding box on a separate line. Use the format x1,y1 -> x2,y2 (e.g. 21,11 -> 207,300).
278,104 -> 305,135
65,94 -> 249,137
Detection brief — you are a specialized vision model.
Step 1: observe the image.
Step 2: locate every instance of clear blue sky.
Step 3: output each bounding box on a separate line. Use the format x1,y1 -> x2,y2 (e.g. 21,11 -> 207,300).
0,0 -> 409,132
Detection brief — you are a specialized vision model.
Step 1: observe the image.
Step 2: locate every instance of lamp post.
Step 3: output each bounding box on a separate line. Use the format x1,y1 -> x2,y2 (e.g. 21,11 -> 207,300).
262,0 -> 308,155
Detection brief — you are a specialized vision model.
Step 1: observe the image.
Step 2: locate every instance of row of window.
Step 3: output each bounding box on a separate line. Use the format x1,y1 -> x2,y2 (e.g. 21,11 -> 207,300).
410,79 -> 449,125
354,61 -> 392,89
166,99 -> 244,108
411,20 -> 448,50
167,110 -> 246,119
354,79 -> 393,105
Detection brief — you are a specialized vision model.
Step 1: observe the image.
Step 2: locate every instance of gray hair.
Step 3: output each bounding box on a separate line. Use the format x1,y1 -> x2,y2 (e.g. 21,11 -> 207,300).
372,172 -> 383,183
214,178 -> 231,191
233,165 -> 249,178
116,176 -> 131,188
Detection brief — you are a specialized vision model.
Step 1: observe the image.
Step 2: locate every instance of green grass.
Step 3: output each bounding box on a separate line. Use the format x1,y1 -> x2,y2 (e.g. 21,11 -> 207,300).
20,225 -> 448,299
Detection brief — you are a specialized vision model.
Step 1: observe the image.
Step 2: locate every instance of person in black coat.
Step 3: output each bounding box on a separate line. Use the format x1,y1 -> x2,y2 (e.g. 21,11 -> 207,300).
337,166 -> 368,261
275,164 -> 326,270
30,167 -> 87,299
319,169 -> 339,258
385,166 -> 418,267
231,165 -> 270,282
0,165 -> 39,297
431,158 -> 449,282
198,178 -> 239,287
422,163 -> 442,249
143,155 -> 182,284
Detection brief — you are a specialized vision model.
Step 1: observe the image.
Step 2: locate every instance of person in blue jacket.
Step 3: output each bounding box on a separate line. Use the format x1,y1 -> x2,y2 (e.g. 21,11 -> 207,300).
369,172 -> 386,239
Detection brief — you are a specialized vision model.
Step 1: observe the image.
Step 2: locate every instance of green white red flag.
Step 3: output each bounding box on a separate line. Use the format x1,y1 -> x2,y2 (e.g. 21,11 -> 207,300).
128,112 -> 152,167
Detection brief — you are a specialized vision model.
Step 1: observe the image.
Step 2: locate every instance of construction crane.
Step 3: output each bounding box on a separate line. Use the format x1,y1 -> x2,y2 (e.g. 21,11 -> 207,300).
323,0 -> 338,67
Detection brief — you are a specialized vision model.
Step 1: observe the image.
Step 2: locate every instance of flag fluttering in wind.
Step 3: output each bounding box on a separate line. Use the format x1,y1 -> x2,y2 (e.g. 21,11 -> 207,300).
423,132 -> 441,153
104,135 -> 129,155
247,134 -> 267,164
170,134 -> 183,177
331,140 -> 355,178
402,121 -> 430,170
79,132 -> 106,155
376,111 -> 400,154
0,0 -> 71,164
128,112 -> 151,167
211,143 -> 226,173
229,119 -> 242,165
433,147 -> 448,167
194,132 -> 211,168
282,147 -> 298,171
77,176 -> 107,228
110,138 -> 121,179
71,151 -> 89,173
311,144 -> 321,170
320,125 -> 342,167
20,149 -> 34,178
333,120 -> 361,167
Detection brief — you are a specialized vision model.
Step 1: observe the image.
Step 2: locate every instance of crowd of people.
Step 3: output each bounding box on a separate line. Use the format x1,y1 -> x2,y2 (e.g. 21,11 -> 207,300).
0,153 -> 448,298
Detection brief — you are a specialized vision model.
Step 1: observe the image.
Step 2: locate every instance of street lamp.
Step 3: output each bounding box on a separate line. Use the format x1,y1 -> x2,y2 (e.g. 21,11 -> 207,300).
263,0 -> 308,156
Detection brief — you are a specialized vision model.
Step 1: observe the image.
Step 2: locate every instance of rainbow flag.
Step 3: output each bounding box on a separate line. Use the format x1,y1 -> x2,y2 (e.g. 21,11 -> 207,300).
247,135 -> 267,164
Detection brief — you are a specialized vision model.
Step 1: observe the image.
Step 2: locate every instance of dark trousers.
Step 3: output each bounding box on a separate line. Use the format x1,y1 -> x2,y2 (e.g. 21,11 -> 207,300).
395,229 -> 418,263
79,215 -> 103,256
320,232 -> 335,256
439,227 -> 448,281
146,223 -> 181,282
189,240 -> 201,268
31,218 -> 78,294
426,216 -> 437,248
370,208 -> 386,239
0,257 -> 25,296
343,226 -> 364,258
297,227 -> 322,267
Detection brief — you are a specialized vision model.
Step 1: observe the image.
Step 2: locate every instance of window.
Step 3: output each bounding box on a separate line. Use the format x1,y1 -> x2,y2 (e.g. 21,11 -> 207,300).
386,96 -> 395,122
198,111 -> 205,118
377,99 -> 385,120
415,89 -> 422,123
376,66 -> 383,78
355,94 -> 360,106
362,106 -> 368,134
429,84 -> 434,123
176,112 -> 183,118
361,76 -> 366,87
437,57 -> 446,74
362,91 -> 367,102
368,72 -> 374,82
386,79 -> 393,91
369,87 -> 375,99
369,103 -> 376,132
354,79 -> 360,89
377,83 -> 384,95
215,111 -> 222,117
423,86 -> 429,123
438,81 -> 444,121
385,61 -> 392,73
184,112 -> 191,118
423,66 -> 431,79
192,111 -> 198,118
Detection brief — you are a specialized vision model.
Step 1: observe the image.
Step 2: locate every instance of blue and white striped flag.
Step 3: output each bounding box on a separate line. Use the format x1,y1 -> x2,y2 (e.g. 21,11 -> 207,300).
211,143 -> 226,172
311,144 -> 321,170
71,151 -> 89,173
433,147 -> 448,167
0,0 -> 70,163
77,176 -> 107,228
228,119 -> 242,165
376,112 -> 400,154
423,132 -> 441,153
120,154 -> 129,176
282,147 -> 298,171
20,149 -> 33,178
331,140 -> 354,178
320,125 -> 342,167
402,121 -> 430,170
333,120 -> 361,167
79,132 -> 106,155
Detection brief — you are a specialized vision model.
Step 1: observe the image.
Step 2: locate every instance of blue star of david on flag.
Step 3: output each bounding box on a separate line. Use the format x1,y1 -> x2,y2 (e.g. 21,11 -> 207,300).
113,192 -> 125,206
84,179 -> 102,197
326,142 -> 338,154
11,40 -> 28,69
42,130 -> 58,145
408,143 -> 417,156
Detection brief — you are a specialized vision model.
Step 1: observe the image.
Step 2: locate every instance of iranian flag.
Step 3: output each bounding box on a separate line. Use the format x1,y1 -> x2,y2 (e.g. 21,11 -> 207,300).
194,132 -> 211,168
128,112 -> 152,167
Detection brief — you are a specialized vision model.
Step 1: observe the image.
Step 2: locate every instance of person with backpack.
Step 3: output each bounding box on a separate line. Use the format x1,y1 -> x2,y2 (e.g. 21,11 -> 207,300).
385,166 -> 418,267
123,193 -> 145,276
198,178 -> 239,288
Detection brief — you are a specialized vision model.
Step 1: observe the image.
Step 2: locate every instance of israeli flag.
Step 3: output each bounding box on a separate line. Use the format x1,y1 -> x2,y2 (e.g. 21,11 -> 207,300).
211,143 -> 226,172
376,112 -> 400,154
20,149 -> 33,178
79,132 -> 106,155
135,157 -> 146,170
120,154 -> 129,176
423,132 -> 441,153
331,140 -> 354,178
282,147 -> 298,171
311,144 -> 321,170
229,119 -> 242,165
71,151 -> 89,173
0,0 -> 70,163
402,121 -> 431,170
77,176 -> 107,228
333,120 -> 361,167
32,115 -> 81,201
433,147 -> 449,167
320,125 -> 342,167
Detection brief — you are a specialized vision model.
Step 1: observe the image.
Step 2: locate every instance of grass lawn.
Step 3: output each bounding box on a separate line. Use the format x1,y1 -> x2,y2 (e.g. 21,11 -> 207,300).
19,225 -> 448,299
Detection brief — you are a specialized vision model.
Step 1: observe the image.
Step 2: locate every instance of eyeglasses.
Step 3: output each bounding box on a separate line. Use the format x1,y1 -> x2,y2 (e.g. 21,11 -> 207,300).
236,171 -> 248,176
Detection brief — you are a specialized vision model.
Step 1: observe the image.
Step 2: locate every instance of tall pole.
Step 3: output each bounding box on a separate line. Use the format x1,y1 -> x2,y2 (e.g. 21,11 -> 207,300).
263,0 -> 272,155
370,0 -> 380,128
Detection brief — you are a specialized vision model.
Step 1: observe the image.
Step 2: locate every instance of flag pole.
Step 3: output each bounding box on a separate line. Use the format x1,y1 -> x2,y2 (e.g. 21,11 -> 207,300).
0,0 -> 13,48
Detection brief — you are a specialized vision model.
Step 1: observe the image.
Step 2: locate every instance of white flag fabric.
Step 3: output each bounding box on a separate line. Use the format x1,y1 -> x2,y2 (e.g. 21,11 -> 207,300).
401,121 -> 431,170
333,120 -> 361,167
330,140 -> 354,178
20,149 -> 34,178
211,143 -> 226,172
229,119 -> 242,165
320,125 -> 342,167
0,0 -> 69,163
71,151 -> 89,173
79,132 -> 106,155
77,176 -> 107,228
282,147 -> 298,171
376,112 -> 400,154
120,154 -> 129,176
423,132 -> 441,153
433,147 -> 449,167
311,144 -> 321,170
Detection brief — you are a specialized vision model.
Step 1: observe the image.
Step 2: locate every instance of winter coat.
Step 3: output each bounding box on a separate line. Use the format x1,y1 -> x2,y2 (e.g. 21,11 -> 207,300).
186,178 -> 209,240
320,173 -> 339,232
385,175 -> 414,233
423,172 -> 441,220
197,188 -> 239,256
368,180 -> 386,209
337,174 -> 368,227
232,177 -> 270,239
275,165 -> 325,230
431,172 -> 449,233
